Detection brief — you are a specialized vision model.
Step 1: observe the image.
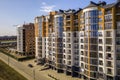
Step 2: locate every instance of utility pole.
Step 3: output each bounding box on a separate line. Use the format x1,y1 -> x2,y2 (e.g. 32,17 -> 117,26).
33,69 -> 35,80
8,56 -> 9,66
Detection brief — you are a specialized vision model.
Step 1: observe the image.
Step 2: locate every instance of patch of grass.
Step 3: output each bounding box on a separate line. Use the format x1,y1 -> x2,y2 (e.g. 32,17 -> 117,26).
0,60 -> 27,80
0,48 -> 35,61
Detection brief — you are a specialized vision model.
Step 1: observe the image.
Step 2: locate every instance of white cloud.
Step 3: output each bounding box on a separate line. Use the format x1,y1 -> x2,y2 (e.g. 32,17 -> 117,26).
42,2 -> 46,5
40,2 -> 56,13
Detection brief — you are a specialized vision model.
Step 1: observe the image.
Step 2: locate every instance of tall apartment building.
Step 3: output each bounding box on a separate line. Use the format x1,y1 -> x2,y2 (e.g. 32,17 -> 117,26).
17,23 -> 35,55
34,0 -> 120,80
35,12 -> 57,63
62,9 -> 81,76
79,0 -> 120,80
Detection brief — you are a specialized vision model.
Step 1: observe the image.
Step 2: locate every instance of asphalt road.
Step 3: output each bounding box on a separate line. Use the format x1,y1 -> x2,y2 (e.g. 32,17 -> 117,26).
0,52 -> 51,80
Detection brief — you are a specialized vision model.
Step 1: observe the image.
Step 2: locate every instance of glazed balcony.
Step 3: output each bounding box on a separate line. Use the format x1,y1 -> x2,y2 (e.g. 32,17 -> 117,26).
74,56 -> 79,60
116,41 -> 120,45
116,54 -> 120,60
117,49 -> 120,53
74,52 -> 79,55
74,40 -> 79,43
117,64 -> 120,68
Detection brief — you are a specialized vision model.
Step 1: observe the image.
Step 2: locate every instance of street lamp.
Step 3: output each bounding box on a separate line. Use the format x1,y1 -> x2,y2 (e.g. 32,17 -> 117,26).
33,69 -> 35,80
8,49 -> 10,66
33,67 -> 40,80
8,55 -> 9,66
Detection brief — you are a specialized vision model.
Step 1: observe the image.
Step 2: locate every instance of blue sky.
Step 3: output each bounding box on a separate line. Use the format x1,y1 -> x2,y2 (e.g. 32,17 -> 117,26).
0,0 -> 115,36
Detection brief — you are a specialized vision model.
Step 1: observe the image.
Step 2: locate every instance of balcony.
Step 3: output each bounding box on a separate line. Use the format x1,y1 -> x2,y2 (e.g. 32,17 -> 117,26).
106,63 -> 113,67
116,34 -> 120,37
106,39 -> 112,45
90,59 -> 98,65
106,34 -> 112,37
117,69 -> 120,75
74,63 -> 79,67
98,34 -> 103,37
66,18 -> 70,20
105,23 -> 112,29
74,52 -> 79,55
74,45 -> 79,49
66,28 -> 70,31
90,66 -> 97,71
117,55 -> 120,60
106,57 -> 113,60
117,49 -> 120,53
107,69 -> 113,75
106,46 -> 112,52
67,56 -> 71,60
74,57 -> 79,60
74,40 -> 79,43
106,49 -> 111,52
66,46 -> 71,48
116,41 -> 120,45
117,64 -> 120,68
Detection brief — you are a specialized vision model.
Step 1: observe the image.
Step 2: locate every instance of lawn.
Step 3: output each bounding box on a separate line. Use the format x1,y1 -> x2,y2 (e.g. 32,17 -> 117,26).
0,60 -> 27,80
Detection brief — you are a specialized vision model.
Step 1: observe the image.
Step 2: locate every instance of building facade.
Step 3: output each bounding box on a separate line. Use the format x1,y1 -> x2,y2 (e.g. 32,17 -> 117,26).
17,23 -> 35,55
34,0 -> 120,80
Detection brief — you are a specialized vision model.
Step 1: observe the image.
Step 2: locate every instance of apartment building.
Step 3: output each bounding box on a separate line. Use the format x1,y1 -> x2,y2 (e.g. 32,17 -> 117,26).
17,23 -> 35,55
79,0 -> 120,80
34,0 -> 120,80
62,9 -> 81,76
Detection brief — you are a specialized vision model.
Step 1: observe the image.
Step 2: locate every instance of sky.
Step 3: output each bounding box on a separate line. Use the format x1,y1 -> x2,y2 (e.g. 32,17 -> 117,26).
0,0 -> 115,36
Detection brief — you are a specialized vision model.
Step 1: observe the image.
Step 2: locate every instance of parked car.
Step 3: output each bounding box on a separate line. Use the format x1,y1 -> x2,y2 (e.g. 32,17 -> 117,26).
34,60 -> 37,62
28,64 -> 33,68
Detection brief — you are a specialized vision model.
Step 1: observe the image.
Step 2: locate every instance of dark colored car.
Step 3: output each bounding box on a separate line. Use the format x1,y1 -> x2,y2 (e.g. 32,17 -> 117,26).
28,64 -> 33,68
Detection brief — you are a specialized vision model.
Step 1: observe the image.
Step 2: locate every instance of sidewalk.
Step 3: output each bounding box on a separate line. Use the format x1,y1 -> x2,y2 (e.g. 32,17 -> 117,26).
23,59 -> 81,80
0,52 -> 82,80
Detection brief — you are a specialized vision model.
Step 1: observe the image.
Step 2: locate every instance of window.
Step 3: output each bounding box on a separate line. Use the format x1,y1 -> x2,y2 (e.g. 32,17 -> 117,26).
99,46 -> 103,51
99,18 -> 102,22
99,11 -> 102,15
105,23 -> 112,29
99,39 -> 103,44
99,53 -> 103,58
99,60 -> 103,65
107,69 -> 112,75
99,67 -> 103,72
68,61 -> 71,65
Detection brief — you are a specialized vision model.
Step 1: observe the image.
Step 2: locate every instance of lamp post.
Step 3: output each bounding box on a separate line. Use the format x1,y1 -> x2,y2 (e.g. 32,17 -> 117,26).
8,55 -> 9,66
33,67 -> 39,80
33,69 -> 35,80
8,49 -> 10,66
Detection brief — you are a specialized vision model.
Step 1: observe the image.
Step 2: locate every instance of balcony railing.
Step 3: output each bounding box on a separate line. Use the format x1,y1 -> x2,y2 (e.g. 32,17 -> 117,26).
107,71 -> 113,75
106,57 -> 113,60
106,49 -> 112,52
107,64 -> 113,67
106,34 -> 112,37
